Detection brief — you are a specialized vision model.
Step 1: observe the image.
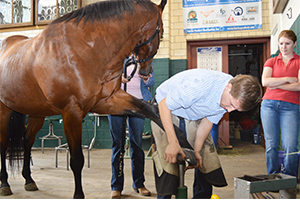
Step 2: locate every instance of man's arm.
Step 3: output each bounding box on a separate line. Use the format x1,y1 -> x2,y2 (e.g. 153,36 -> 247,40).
158,97 -> 186,164
193,118 -> 213,168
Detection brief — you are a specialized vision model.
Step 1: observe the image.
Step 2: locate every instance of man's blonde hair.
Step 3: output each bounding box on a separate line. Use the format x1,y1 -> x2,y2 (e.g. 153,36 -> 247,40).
229,74 -> 262,111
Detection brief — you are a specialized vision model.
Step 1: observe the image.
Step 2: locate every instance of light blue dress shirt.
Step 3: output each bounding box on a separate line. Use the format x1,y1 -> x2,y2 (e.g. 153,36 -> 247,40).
155,69 -> 233,124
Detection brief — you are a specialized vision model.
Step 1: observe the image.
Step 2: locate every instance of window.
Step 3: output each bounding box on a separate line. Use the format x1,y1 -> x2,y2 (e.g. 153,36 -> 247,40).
0,0 -> 33,27
36,0 -> 80,25
0,0 -> 81,28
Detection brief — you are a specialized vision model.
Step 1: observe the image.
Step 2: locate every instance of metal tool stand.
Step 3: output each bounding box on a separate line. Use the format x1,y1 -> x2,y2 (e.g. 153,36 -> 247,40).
55,143 -> 90,171
124,136 -> 130,158
143,134 -> 152,160
39,120 -> 63,153
55,114 -> 101,170
234,173 -> 297,199
176,160 -> 187,199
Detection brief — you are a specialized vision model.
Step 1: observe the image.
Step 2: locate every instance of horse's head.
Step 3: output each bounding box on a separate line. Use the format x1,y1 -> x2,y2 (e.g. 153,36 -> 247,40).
133,0 -> 167,76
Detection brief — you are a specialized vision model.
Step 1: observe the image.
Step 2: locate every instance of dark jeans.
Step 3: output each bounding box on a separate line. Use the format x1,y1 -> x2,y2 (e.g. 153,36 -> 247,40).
108,114 -> 146,191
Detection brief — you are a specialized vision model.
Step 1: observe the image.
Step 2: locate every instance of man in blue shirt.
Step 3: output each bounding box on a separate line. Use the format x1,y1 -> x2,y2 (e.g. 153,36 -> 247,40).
153,69 -> 262,198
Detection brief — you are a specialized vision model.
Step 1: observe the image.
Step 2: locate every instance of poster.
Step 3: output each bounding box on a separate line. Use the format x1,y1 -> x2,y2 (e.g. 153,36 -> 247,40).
197,47 -> 222,71
183,0 -> 262,33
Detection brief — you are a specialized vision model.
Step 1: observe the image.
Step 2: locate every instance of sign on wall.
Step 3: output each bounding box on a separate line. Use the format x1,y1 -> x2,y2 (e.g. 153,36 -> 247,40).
197,47 -> 222,71
183,0 -> 262,33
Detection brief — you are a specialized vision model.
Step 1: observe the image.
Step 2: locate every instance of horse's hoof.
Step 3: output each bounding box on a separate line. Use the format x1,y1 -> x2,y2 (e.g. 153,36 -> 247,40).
0,186 -> 13,196
24,182 -> 39,191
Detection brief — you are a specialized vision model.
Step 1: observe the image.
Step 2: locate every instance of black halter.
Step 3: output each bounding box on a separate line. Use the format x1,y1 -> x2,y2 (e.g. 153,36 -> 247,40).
133,11 -> 161,63
123,11 -> 161,81
119,12 -> 162,178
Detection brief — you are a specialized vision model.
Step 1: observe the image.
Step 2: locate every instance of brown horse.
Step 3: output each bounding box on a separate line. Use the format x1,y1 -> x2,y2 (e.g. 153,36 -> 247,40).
0,0 -> 168,198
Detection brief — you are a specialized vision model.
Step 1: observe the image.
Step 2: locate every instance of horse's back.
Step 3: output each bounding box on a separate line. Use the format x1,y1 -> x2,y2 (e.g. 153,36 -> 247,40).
0,35 -> 30,54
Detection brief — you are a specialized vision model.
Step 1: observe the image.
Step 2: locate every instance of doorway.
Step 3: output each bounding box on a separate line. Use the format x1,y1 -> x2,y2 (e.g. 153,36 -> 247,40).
228,44 -> 263,143
187,37 -> 270,146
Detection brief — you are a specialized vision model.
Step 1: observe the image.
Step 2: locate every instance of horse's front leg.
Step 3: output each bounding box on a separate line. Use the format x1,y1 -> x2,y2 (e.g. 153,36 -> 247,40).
62,108 -> 85,199
0,104 -> 13,196
0,151 -> 11,196
22,117 -> 45,191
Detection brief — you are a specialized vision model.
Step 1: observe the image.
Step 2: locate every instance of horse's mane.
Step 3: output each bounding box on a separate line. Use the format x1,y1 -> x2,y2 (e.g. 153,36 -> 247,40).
51,0 -> 156,25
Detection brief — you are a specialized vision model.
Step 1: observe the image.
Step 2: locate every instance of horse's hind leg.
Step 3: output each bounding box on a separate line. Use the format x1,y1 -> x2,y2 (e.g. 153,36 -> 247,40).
98,90 -> 161,127
22,117 -> 45,191
0,103 -> 13,196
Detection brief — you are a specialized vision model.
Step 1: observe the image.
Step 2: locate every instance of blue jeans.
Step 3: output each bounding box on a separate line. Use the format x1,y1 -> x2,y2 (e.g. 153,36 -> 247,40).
261,100 -> 299,176
108,114 -> 146,191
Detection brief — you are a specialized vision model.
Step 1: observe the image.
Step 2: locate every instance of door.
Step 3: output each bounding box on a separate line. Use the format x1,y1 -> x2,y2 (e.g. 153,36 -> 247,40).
187,37 -> 270,146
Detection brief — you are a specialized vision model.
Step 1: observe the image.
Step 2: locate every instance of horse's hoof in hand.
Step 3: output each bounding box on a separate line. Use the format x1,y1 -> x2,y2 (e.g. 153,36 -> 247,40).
0,186 -> 13,196
24,182 -> 39,191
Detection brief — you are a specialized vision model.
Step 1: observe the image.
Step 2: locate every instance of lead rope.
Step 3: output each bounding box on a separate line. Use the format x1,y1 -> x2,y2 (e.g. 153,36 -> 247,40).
118,11 -> 161,177
118,57 -> 138,177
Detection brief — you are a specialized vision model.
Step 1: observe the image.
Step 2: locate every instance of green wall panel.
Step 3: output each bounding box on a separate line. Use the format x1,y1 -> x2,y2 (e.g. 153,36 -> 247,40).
170,59 -> 187,76
152,58 -> 170,91
33,115 -> 112,149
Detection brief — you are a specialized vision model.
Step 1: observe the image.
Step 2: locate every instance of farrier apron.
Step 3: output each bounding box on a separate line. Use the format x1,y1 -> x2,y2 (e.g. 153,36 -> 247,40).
151,116 -> 227,196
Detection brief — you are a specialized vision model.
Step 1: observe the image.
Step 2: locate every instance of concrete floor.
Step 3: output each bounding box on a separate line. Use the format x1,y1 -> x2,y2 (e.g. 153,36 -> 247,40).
1,139 -> 299,199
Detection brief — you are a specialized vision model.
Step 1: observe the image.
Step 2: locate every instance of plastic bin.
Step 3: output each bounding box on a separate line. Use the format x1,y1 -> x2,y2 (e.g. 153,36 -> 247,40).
279,151 -> 300,176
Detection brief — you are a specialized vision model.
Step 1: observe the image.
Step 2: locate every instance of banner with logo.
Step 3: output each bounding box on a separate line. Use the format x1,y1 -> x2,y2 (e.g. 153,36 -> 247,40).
183,0 -> 262,33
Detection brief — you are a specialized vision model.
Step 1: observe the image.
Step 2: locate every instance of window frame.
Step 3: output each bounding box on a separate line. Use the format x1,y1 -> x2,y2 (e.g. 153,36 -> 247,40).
0,0 -> 34,28
35,0 -> 82,26
273,0 -> 289,14
0,0 -> 81,29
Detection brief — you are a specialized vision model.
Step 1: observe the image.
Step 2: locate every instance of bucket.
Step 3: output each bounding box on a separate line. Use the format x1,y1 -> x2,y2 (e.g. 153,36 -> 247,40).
210,124 -> 218,147
234,127 -> 241,139
278,151 -> 300,176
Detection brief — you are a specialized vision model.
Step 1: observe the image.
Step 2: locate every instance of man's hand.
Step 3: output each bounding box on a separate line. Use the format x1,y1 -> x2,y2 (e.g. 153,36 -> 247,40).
164,142 -> 186,164
194,151 -> 203,168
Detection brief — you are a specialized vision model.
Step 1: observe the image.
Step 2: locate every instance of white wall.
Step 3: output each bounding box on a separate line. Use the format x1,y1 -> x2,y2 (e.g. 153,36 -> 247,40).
269,0 -> 300,54
0,29 -> 42,41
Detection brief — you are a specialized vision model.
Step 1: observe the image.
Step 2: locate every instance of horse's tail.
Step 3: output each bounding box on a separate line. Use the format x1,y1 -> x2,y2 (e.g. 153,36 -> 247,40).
7,111 -> 26,172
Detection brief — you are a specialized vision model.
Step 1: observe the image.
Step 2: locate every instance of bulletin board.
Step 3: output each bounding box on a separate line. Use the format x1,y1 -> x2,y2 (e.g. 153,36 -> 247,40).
197,47 -> 222,71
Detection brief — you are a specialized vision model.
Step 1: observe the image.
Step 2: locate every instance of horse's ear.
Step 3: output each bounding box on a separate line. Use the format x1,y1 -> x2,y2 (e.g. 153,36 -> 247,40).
159,0 -> 167,11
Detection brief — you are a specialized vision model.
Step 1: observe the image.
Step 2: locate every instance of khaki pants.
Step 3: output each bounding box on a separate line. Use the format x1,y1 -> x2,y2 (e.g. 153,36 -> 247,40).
151,116 -> 227,196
